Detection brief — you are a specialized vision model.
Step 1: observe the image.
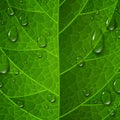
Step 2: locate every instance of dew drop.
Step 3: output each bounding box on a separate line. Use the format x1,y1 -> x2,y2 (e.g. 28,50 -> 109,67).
14,68 -> 19,75
19,15 -> 28,27
106,18 -> 117,31
116,30 -> 120,39
0,53 -> 9,74
96,11 -> 99,15
101,91 -> 111,105
17,101 -> 24,108
7,7 -> 14,16
91,29 -> 104,55
47,94 -> 56,103
83,89 -> 90,97
113,78 -> 120,94
0,82 -> 3,88
8,26 -> 18,42
37,36 -> 47,48
76,56 -> 84,67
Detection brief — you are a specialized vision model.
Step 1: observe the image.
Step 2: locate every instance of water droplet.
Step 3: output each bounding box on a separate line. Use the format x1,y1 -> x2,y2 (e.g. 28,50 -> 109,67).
101,91 -> 111,105
91,29 -> 104,55
19,15 -> 28,27
96,11 -> 99,15
108,109 -> 116,117
0,53 -> 9,74
37,36 -> 47,48
76,56 -> 84,67
17,101 -> 24,108
8,26 -> 18,42
83,89 -> 90,97
14,68 -> 19,75
113,78 -> 120,94
44,104 -> 49,109
7,7 -> 14,16
0,82 -> 3,88
106,18 -> 117,31
38,52 -> 43,58
47,94 -> 56,103
116,30 -> 120,39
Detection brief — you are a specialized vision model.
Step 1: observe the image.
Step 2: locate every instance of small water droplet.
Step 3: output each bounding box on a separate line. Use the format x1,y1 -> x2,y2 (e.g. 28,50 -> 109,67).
0,53 -> 9,74
0,82 -> 3,88
108,109 -> 116,117
17,101 -> 24,108
44,104 -> 49,109
101,91 -> 111,105
83,89 -> 90,97
76,56 -> 84,67
96,11 -> 99,15
91,29 -> 104,55
47,94 -> 56,103
8,26 -> 18,42
19,15 -> 28,27
7,7 -> 14,16
113,78 -> 120,94
116,30 -> 120,39
106,18 -> 117,31
37,36 -> 47,48
38,52 -> 43,58
14,68 -> 19,75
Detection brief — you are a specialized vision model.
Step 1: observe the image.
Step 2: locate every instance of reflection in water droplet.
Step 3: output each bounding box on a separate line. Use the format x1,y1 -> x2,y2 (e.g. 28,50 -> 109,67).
47,94 -> 56,103
8,26 -> 18,42
106,18 -> 117,31
7,7 -> 14,16
0,53 -> 9,74
14,68 -> 19,75
76,56 -> 84,67
19,15 -> 28,27
37,36 -> 47,48
83,89 -> 90,97
113,78 -> 120,93
91,29 -> 104,55
101,91 -> 111,105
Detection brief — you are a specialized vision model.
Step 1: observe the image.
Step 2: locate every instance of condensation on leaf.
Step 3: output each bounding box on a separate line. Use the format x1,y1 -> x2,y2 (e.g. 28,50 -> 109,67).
17,101 -> 24,108
8,26 -> 18,42
0,82 -> 3,88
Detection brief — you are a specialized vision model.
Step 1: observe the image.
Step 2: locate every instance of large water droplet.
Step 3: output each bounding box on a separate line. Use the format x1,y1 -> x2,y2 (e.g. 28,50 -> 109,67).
113,78 -> 120,94
8,26 -> 18,42
101,91 -> 111,105
83,89 -> 90,97
7,7 -> 14,16
91,29 -> 104,55
106,18 -> 117,31
19,15 -> 28,27
76,56 -> 84,67
37,36 -> 47,48
47,94 -> 56,103
0,53 -> 9,74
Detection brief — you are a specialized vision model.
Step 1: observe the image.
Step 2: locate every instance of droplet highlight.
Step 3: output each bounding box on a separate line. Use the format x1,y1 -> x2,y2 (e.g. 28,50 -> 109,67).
83,89 -> 90,97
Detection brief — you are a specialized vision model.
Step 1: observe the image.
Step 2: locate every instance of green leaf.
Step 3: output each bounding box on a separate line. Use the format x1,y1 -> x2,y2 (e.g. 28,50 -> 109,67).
0,0 -> 120,120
